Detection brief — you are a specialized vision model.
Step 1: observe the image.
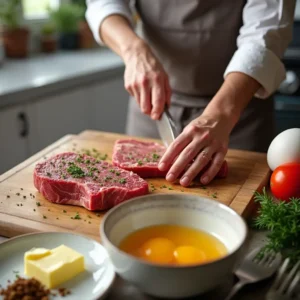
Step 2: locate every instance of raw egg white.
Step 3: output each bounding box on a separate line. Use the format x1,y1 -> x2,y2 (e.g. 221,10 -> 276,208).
267,128 -> 300,171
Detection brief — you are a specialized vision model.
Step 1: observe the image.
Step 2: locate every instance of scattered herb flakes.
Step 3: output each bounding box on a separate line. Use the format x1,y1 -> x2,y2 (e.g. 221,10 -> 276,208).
36,202 -> 41,206
168,187 -> 173,190
23,196 -> 26,199
46,172 -> 52,177
67,163 -> 85,178
33,209 -> 36,212
17,204 -> 19,206
119,178 -> 127,184
160,185 -> 167,189
152,153 -> 160,161
20,203 -> 23,206
6,195 -> 10,198
63,210 -> 67,213
104,176 -> 112,182
85,159 -> 90,164
100,154 -> 108,160
76,157 -> 84,163
20,188 -> 23,191
16,193 -> 20,196
181,189 -> 184,192
109,169 -> 115,173
87,215 -> 92,219
73,212 -> 81,220
88,221 -> 91,224
43,215 -> 47,219
137,160 -> 143,166
115,171 -> 120,176
96,213 -> 100,217
211,192 -> 217,198
201,186 -> 207,190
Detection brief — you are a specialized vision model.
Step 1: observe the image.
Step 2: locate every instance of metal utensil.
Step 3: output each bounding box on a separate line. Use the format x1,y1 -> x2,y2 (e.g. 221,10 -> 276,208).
224,247 -> 282,300
265,258 -> 300,300
156,106 -> 178,147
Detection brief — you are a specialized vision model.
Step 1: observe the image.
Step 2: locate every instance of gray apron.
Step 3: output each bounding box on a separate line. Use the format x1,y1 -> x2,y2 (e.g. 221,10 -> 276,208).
126,0 -> 275,153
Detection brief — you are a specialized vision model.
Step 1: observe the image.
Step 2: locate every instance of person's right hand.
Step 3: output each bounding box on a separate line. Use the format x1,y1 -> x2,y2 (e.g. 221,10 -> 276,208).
123,41 -> 171,120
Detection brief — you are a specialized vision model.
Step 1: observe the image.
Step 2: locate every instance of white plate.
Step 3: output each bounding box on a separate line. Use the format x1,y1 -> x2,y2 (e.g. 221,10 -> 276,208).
0,232 -> 115,300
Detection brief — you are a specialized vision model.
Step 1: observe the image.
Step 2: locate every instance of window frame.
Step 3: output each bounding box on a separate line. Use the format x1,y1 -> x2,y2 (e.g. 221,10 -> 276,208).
21,0 -> 70,25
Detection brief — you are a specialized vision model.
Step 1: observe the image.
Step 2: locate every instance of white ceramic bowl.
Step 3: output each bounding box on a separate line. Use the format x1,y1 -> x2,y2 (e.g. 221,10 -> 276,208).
100,194 -> 248,299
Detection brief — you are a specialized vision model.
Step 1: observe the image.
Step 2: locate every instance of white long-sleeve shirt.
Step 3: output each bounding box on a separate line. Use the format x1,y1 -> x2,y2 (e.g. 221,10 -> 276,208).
86,0 -> 296,99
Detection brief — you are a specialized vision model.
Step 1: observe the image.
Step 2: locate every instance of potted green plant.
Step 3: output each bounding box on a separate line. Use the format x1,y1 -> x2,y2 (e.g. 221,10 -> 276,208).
72,0 -> 95,49
40,22 -> 57,53
49,4 -> 83,50
0,0 -> 29,58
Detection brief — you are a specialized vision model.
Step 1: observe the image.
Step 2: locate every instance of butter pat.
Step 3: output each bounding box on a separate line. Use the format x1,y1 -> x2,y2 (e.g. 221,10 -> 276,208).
24,245 -> 85,288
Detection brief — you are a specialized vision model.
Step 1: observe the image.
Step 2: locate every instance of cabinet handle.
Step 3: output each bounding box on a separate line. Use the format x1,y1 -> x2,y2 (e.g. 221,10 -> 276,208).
18,112 -> 29,137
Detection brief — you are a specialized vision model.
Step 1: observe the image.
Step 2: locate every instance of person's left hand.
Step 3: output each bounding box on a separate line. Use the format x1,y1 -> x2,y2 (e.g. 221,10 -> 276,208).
158,113 -> 232,186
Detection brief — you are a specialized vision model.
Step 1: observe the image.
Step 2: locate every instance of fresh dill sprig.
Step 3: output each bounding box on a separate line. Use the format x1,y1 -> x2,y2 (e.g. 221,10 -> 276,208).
253,187 -> 300,263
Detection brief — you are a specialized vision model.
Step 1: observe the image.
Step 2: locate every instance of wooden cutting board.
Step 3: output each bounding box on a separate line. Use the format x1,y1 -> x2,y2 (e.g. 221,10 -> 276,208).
0,130 -> 271,241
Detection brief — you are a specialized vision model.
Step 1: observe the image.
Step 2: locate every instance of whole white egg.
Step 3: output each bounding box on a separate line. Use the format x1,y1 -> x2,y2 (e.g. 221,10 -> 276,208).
267,128 -> 300,171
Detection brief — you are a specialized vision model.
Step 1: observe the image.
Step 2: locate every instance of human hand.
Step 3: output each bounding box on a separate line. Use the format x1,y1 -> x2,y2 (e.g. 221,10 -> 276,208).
123,41 -> 171,120
158,113 -> 231,186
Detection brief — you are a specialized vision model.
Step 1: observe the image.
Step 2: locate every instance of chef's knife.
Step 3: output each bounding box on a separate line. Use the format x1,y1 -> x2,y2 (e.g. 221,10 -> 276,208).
156,107 -> 179,147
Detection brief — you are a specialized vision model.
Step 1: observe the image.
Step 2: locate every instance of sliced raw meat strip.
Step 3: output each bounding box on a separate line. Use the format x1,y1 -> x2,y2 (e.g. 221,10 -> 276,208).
112,139 -> 228,179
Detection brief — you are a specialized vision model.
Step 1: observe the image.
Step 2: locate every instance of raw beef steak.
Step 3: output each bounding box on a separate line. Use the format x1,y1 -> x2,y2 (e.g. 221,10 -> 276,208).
112,139 -> 228,179
112,139 -> 166,177
34,152 -> 149,211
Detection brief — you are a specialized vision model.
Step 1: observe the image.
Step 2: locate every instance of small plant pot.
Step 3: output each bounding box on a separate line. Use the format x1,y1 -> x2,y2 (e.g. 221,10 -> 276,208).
58,32 -> 79,50
41,36 -> 57,53
3,27 -> 29,58
79,20 -> 95,49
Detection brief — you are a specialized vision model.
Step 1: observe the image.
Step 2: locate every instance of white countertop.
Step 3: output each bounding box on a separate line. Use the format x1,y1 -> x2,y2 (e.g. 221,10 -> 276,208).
0,48 -> 124,108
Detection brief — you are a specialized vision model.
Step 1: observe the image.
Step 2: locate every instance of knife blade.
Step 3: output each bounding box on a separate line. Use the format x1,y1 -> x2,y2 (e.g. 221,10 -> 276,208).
156,107 -> 179,147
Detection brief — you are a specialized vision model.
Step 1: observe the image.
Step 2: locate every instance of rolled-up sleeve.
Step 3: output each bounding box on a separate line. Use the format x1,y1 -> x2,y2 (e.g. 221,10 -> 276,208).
224,0 -> 296,98
86,0 -> 133,45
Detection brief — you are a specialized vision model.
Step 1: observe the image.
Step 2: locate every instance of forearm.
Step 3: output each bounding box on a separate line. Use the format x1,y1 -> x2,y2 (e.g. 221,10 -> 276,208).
203,72 -> 261,131
100,15 -> 145,59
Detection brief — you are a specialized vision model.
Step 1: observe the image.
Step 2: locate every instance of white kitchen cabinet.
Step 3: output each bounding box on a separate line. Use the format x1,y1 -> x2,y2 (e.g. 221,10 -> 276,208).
89,78 -> 129,133
27,85 -> 93,155
0,75 -> 128,171
27,76 -> 128,155
0,105 -> 30,174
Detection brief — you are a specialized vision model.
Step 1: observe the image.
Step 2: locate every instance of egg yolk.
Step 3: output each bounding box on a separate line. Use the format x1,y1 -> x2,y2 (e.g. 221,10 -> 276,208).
139,237 -> 175,264
174,246 -> 206,264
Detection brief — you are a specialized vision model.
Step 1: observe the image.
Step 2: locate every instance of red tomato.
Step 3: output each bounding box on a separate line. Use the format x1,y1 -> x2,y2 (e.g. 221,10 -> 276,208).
270,163 -> 300,201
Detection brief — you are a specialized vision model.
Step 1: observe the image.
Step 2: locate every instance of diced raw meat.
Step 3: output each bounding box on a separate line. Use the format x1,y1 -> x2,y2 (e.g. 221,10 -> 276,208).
33,152 -> 149,211
112,139 -> 228,179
